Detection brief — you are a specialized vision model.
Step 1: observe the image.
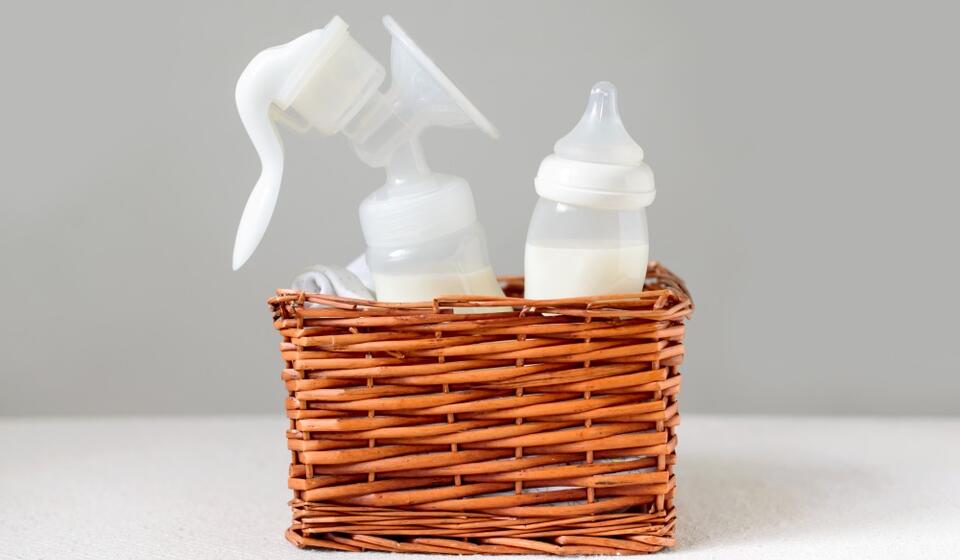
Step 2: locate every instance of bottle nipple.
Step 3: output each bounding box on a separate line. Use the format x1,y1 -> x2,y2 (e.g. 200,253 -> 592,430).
554,81 -> 645,165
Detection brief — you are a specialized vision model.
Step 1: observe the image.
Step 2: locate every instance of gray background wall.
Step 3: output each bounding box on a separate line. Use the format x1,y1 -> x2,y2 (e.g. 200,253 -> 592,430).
1,0 -> 958,416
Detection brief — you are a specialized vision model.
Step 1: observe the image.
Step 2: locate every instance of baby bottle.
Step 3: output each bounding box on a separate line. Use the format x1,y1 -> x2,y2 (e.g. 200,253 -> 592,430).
524,82 -> 656,299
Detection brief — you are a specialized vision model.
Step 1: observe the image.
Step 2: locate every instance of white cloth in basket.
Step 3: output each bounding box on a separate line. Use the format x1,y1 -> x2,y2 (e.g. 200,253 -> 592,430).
291,260 -> 374,304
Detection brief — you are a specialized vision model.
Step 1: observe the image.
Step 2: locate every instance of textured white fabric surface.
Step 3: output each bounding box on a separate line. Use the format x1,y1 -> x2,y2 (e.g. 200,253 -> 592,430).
1,415 -> 958,559
291,265 -> 375,303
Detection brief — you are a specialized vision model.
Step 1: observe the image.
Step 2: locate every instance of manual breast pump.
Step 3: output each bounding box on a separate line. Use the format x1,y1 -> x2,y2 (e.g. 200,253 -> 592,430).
232,15 -> 504,303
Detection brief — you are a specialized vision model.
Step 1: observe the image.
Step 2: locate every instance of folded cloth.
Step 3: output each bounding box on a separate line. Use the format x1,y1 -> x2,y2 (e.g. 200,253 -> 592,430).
291,264 -> 375,304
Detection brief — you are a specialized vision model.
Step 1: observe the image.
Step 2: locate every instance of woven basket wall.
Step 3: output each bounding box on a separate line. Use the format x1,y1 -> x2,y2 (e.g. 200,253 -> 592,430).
268,262 -> 692,555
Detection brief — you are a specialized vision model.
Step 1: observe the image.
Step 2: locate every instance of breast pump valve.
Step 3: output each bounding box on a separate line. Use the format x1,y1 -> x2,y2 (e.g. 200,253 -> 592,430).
233,15 -> 504,305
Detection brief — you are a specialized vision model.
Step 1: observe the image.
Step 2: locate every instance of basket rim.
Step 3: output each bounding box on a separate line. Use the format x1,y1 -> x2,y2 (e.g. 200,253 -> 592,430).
269,261 -> 692,318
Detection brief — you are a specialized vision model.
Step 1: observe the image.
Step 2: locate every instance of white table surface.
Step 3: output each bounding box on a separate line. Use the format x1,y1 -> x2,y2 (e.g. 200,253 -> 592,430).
1,415 -> 958,559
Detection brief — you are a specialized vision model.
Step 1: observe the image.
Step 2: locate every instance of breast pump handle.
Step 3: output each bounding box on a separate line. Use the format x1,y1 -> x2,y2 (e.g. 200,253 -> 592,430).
232,23 -> 352,270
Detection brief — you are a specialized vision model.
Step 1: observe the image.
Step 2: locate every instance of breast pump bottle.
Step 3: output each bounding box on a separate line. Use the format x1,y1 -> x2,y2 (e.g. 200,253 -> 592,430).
231,16 -> 504,304
524,82 -> 656,299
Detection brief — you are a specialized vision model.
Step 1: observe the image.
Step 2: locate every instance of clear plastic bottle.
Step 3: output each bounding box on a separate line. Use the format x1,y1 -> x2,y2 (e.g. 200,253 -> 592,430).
526,200 -> 649,298
361,168 -> 502,302
524,82 -> 656,299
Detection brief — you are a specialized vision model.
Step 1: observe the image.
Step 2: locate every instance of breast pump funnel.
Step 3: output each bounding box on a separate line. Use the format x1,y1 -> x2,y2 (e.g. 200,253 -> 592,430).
349,16 -> 498,169
232,15 -> 498,270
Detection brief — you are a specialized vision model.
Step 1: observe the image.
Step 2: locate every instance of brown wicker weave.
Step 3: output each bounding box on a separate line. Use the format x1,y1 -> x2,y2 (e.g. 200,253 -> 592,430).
268,262 -> 692,555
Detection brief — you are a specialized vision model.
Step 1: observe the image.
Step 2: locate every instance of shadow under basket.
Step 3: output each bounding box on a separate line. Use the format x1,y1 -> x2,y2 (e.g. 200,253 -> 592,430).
268,262 -> 693,555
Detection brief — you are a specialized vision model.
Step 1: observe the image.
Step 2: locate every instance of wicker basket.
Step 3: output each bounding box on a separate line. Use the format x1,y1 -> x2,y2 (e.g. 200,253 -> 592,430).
268,262 -> 692,555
